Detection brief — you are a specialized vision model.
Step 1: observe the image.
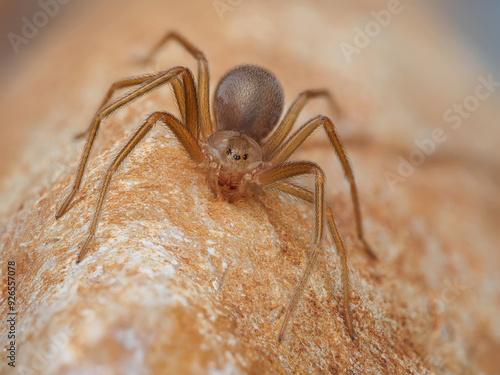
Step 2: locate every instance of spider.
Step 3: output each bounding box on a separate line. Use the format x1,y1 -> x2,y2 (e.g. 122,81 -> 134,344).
55,31 -> 376,341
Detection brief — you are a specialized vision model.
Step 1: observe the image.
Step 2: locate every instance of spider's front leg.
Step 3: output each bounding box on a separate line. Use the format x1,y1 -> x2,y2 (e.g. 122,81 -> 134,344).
74,72 -> 181,139
267,181 -> 355,339
255,161 -> 355,340
56,66 -> 198,220
269,115 -> 377,259
76,111 -> 204,263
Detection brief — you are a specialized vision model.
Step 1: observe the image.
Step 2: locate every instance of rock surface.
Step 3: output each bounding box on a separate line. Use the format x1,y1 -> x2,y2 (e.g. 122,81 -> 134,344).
1,1 -> 499,374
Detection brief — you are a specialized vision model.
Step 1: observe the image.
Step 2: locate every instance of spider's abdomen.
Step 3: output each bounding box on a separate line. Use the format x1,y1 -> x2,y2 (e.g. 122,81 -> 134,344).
214,65 -> 284,143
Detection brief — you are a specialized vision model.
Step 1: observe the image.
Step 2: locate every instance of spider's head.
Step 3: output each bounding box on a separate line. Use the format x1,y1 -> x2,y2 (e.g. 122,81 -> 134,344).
207,130 -> 263,174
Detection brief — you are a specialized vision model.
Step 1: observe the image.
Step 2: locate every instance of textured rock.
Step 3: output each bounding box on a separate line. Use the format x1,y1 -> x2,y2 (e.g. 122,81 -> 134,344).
1,1 -> 499,374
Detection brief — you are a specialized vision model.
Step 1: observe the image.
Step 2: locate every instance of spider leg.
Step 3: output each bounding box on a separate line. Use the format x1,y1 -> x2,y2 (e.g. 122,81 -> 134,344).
256,162 -> 326,341
262,89 -> 340,157
74,72 -> 187,138
267,181 -> 355,339
56,67 -> 198,219
76,111 -> 204,263
142,31 -> 213,139
268,115 -> 377,259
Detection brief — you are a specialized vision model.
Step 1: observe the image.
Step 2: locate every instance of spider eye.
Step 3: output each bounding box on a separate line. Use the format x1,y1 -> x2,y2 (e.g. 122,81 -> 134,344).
242,154 -> 248,160
226,149 -> 232,155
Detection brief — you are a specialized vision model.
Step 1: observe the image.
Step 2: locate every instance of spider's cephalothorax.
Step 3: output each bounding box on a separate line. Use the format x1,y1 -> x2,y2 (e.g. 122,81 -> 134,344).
56,31 -> 376,341
204,129 -> 264,202
204,65 -> 282,201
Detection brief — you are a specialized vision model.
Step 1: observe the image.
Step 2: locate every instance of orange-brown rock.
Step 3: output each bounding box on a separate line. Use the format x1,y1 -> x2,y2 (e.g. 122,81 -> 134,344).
1,1 -> 499,374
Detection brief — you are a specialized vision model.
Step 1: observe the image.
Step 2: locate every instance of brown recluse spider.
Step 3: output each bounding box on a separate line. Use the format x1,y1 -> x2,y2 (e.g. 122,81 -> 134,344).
55,31 -> 376,341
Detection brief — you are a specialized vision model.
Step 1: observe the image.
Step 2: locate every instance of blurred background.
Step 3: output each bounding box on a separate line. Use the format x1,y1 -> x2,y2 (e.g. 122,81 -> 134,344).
1,1 -> 499,74
433,0 -> 500,78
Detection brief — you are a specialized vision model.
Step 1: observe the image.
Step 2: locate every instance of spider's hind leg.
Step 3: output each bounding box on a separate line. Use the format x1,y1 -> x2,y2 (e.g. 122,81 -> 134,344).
142,31 -> 213,139
262,89 -> 341,157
